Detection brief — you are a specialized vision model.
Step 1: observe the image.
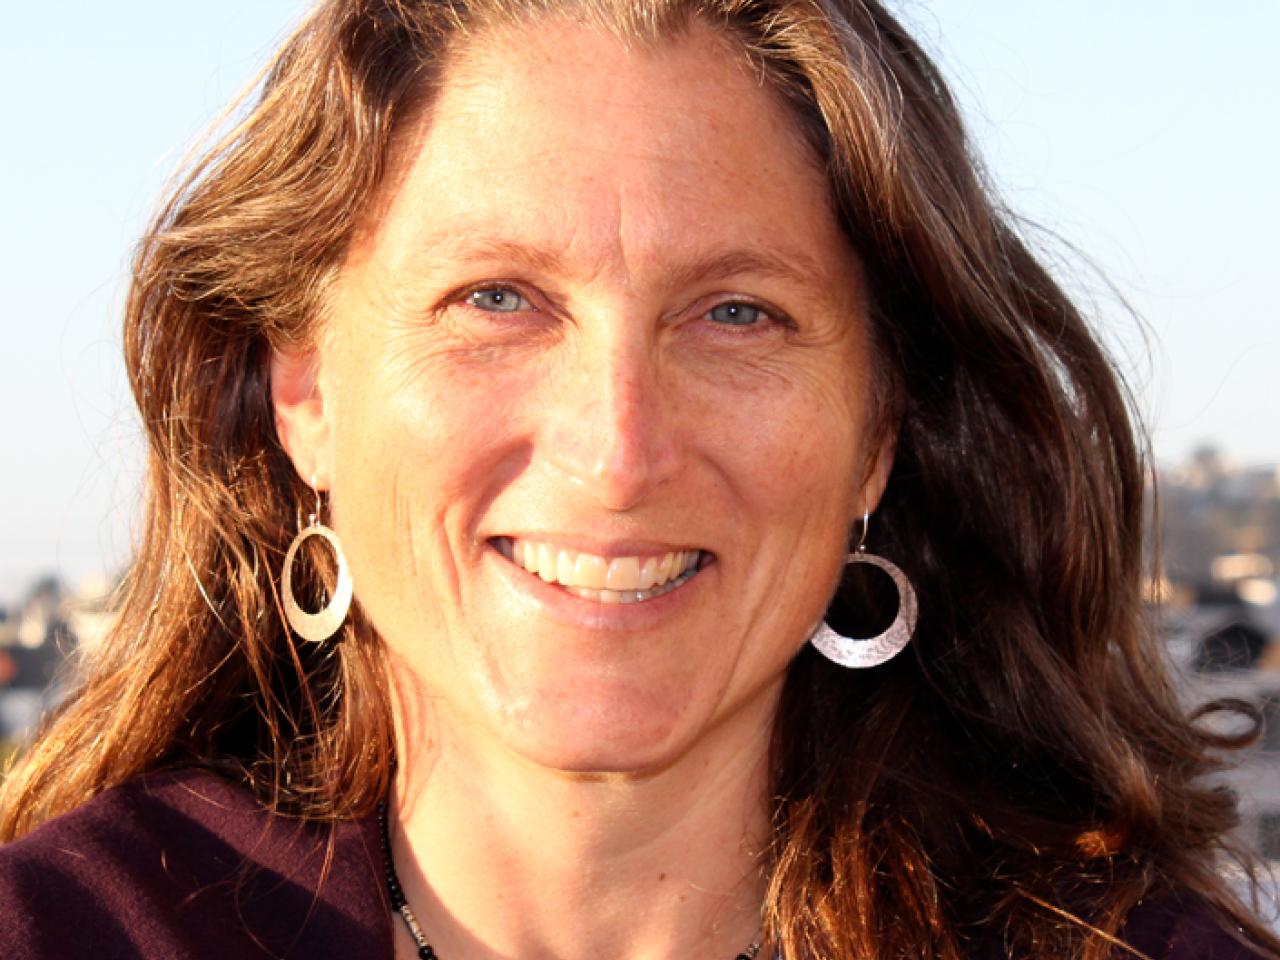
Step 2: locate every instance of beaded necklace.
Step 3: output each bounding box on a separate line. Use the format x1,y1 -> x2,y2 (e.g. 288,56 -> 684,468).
377,800 -> 763,960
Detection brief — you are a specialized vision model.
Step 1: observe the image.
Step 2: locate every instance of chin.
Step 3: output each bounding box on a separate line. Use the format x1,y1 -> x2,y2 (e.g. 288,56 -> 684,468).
484,684 -> 709,778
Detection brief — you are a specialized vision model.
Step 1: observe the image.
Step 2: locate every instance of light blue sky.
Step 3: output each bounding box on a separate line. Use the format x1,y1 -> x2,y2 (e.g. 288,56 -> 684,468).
2,1 -> 1277,603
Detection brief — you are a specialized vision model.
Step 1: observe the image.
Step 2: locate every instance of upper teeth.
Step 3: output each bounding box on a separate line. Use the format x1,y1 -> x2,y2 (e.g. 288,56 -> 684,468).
505,539 -> 700,591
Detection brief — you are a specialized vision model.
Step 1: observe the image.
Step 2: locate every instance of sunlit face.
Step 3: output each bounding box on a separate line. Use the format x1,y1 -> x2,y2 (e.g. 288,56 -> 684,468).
275,18 -> 890,774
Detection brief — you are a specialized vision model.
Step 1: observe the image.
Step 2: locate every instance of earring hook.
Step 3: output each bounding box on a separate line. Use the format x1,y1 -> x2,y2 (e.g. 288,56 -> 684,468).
854,510 -> 870,554
308,475 -> 322,528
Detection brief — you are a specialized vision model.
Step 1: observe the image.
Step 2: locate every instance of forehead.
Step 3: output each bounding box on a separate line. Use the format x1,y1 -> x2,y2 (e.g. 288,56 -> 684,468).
351,15 -> 853,291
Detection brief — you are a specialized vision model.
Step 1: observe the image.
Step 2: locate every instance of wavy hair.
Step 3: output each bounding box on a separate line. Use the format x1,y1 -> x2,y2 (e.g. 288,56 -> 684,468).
3,1 -> 1276,956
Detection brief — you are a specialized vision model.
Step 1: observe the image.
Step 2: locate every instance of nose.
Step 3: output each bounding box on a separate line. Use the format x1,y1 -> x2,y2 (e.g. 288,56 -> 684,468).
540,326 -> 680,512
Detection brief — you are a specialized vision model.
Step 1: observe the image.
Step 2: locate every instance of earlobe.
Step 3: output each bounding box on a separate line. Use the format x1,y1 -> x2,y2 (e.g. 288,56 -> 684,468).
856,428 -> 898,519
270,347 -> 332,489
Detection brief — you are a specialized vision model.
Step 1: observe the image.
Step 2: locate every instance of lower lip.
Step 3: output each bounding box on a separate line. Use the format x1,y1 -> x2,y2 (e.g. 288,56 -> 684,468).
486,543 -> 713,631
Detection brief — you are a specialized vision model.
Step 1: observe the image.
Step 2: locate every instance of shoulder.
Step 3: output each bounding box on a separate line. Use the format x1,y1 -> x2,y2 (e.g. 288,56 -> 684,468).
0,768 -> 391,959
1120,888 -> 1275,960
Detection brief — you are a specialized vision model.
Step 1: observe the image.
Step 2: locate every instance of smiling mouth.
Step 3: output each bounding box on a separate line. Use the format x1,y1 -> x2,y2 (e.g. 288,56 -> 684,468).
490,537 -> 711,604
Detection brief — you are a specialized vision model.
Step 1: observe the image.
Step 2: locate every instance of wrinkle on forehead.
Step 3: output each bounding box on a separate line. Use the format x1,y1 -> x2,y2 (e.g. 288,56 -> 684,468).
435,23 -> 822,271
344,10 -> 832,277
338,12 -> 860,338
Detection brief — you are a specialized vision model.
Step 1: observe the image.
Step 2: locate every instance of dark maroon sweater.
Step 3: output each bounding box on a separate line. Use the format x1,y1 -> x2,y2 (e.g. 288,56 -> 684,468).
0,769 -> 391,957
0,768 -> 1269,958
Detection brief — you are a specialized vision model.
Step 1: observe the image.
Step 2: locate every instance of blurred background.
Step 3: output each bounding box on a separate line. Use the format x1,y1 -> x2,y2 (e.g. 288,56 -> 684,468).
1,0 -> 1277,882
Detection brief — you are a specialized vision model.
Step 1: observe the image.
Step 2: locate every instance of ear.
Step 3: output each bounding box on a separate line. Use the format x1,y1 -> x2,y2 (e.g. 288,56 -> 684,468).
855,425 -> 897,521
271,346 -> 333,490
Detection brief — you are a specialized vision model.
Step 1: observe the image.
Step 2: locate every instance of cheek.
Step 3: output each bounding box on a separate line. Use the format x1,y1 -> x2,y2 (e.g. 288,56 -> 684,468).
325,347 -> 524,622
334,338 -> 518,495
695,358 -> 868,516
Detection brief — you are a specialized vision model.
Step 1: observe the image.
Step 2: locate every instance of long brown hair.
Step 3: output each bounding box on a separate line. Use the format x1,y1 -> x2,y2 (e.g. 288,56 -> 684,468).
3,1 -> 1275,956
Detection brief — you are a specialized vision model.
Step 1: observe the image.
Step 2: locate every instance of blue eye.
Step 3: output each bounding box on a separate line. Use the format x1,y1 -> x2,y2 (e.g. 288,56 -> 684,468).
708,302 -> 765,326
467,287 -> 529,313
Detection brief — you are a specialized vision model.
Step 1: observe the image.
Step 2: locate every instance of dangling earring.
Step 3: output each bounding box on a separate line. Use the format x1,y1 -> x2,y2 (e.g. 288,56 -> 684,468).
281,479 -> 353,642
809,511 -> 917,668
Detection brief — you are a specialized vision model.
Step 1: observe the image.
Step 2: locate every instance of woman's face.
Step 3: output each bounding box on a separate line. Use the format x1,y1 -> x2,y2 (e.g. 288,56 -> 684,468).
275,18 -> 889,774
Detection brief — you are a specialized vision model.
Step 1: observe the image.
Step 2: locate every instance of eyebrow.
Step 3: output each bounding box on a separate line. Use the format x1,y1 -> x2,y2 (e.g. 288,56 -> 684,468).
665,248 -> 826,290
417,234 -> 829,291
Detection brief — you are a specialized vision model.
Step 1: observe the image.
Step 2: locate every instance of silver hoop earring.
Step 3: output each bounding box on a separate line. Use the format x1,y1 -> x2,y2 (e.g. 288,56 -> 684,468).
282,484 -> 353,643
809,512 -> 917,669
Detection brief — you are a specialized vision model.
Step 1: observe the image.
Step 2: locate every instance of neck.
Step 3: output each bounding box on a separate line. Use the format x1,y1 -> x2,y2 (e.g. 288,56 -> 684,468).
387,687 -> 777,960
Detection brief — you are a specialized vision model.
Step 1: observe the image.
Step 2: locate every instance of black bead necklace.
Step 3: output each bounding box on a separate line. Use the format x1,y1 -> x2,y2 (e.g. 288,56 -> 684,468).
377,800 -> 763,960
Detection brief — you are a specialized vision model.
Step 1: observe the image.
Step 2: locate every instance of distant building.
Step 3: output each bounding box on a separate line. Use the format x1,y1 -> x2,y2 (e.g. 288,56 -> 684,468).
1160,573 -> 1280,864
0,573 -> 116,743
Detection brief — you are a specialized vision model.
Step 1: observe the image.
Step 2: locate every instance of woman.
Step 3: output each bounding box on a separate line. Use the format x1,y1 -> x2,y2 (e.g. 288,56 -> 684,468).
2,0 -> 1276,957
